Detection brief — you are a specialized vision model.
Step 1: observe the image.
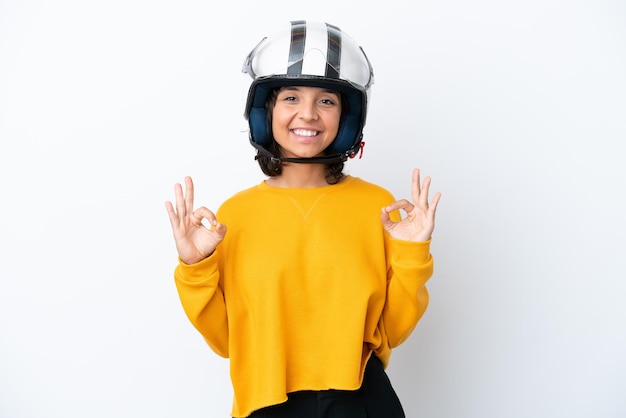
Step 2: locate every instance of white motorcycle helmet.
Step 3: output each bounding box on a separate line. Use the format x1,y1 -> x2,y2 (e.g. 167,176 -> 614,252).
242,20 -> 374,163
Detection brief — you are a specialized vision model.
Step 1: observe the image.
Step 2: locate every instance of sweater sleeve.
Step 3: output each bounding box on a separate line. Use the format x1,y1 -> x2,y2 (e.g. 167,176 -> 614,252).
174,254 -> 229,357
382,238 -> 433,348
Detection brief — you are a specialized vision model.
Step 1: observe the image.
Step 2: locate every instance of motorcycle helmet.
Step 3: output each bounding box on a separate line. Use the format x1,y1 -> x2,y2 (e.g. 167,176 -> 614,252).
242,20 -> 374,163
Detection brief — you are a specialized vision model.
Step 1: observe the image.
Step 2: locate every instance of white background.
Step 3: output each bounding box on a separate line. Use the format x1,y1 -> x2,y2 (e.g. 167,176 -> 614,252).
1,1 -> 625,417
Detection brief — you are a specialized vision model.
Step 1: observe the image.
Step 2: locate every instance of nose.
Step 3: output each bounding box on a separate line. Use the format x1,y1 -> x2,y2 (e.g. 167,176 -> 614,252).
297,98 -> 319,121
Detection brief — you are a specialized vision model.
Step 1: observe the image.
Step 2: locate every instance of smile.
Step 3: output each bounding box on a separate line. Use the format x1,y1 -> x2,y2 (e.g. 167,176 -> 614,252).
291,129 -> 319,137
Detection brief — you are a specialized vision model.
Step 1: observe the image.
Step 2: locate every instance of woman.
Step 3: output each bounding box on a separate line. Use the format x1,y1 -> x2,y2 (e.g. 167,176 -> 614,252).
165,20 -> 441,418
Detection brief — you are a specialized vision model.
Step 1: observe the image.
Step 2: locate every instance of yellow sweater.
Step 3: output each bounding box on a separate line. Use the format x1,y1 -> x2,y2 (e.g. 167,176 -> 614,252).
174,176 -> 434,417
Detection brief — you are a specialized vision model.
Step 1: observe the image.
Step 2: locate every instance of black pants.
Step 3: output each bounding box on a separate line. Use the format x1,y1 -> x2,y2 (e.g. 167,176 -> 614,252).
247,355 -> 406,418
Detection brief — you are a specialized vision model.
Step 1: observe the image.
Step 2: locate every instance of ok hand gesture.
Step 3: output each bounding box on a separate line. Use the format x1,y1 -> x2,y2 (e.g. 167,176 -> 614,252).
380,168 -> 441,242
165,176 -> 227,265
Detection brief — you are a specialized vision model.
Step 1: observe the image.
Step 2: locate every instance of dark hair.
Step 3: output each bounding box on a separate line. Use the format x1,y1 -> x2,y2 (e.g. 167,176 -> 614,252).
256,88 -> 346,185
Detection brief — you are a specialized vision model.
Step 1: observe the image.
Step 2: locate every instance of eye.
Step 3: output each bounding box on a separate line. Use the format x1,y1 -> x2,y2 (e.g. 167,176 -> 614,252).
320,98 -> 337,105
277,93 -> 297,102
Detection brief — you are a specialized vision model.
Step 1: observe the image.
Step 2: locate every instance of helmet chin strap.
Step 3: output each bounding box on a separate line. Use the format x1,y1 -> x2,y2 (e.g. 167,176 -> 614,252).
251,137 -> 364,165
254,147 -> 347,165
272,155 -> 348,164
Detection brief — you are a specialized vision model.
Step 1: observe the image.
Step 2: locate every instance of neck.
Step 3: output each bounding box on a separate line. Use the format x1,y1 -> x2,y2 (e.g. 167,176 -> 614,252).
267,163 -> 331,188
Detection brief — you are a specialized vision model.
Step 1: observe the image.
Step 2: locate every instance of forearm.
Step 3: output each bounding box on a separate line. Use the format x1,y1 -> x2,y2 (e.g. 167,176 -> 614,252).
382,239 -> 434,347
174,255 -> 229,357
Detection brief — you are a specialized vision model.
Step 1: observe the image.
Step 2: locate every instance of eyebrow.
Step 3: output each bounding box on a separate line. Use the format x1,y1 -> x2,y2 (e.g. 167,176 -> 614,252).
280,86 -> 340,96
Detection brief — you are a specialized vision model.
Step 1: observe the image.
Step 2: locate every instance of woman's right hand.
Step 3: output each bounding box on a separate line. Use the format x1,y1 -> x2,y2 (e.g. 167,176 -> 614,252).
165,176 -> 227,265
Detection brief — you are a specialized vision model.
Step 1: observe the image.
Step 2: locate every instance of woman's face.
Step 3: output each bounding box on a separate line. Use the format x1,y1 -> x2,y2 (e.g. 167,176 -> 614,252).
271,86 -> 342,159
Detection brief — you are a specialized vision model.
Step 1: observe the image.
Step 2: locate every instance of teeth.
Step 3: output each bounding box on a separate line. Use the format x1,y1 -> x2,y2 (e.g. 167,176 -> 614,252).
292,129 -> 318,137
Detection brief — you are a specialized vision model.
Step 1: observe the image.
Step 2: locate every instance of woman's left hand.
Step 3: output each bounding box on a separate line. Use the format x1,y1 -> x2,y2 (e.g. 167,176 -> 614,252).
380,168 -> 442,242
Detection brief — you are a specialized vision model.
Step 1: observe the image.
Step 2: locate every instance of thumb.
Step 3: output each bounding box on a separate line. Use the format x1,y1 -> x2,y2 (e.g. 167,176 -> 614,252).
213,221 -> 227,238
380,207 -> 394,230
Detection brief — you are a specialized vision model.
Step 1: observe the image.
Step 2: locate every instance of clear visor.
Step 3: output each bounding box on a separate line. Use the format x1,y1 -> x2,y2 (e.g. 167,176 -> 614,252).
241,22 -> 374,90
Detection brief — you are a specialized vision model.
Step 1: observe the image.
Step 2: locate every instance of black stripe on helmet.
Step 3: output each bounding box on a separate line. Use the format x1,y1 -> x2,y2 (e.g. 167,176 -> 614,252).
287,20 -> 306,75
325,23 -> 341,79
